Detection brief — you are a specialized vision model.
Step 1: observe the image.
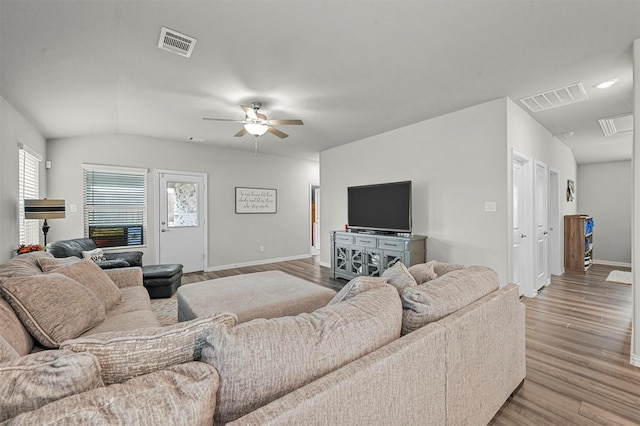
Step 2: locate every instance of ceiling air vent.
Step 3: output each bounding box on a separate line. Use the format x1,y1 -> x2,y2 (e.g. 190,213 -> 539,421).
158,27 -> 197,58
598,113 -> 633,137
520,82 -> 589,113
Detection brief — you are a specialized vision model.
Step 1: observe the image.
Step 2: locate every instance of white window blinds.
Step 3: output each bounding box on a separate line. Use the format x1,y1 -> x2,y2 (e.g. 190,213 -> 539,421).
19,146 -> 41,245
83,164 -> 148,248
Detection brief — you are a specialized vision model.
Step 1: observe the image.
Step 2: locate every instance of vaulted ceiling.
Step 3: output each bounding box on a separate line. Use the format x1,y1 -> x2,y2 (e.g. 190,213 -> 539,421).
1,1 -> 638,163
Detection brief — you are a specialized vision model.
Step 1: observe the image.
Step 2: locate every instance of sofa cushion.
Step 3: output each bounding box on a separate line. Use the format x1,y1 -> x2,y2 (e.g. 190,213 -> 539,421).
401,266 -> 499,334
0,297 -> 34,356
51,260 -> 122,310
0,350 -> 103,422
61,313 -> 236,385
0,336 -> 19,364
202,284 -> 402,424
82,248 -> 106,262
381,261 -> 418,292
408,262 -> 438,284
327,276 -> 388,305
428,260 -> 465,277
4,362 -> 219,426
0,251 -> 50,285
37,255 -> 82,272
2,273 -> 106,348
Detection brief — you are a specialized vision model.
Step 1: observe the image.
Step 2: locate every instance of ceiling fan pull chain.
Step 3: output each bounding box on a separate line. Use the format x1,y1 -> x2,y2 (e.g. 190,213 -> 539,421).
254,135 -> 258,156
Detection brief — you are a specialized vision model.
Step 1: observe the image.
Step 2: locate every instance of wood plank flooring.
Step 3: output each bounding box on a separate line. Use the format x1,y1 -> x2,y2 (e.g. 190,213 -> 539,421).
183,259 -> 640,425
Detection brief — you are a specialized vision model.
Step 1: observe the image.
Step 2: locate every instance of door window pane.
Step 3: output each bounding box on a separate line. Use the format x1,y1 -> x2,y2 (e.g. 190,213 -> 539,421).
167,182 -> 198,227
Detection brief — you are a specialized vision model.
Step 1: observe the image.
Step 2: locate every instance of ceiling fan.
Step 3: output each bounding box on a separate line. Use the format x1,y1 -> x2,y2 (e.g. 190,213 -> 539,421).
203,102 -> 303,139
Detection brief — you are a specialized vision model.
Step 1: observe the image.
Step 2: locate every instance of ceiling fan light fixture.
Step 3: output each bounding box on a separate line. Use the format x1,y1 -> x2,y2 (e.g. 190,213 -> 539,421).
244,123 -> 268,136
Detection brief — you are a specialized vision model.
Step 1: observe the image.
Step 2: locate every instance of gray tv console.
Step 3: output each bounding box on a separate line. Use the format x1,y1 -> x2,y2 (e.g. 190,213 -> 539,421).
330,231 -> 427,280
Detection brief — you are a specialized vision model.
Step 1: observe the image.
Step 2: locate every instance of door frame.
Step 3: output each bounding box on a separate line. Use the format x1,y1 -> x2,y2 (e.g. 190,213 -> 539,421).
511,150 -> 535,297
154,169 -> 208,269
310,182 -> 320,253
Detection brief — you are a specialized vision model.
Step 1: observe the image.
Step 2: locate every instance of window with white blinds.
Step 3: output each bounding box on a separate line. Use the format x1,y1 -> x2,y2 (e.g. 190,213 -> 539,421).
19,146 -> 41,245
83,164 -> 148,248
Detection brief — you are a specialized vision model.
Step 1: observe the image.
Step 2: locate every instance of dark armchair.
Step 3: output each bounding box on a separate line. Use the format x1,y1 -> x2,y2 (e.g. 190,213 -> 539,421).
47,238 -> 143,269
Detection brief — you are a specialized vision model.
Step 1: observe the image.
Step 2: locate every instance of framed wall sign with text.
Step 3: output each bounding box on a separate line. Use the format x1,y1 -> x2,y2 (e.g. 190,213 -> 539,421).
235,187 -> 277,214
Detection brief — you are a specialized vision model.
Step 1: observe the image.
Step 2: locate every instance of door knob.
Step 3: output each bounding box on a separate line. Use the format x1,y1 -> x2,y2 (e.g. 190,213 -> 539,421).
161,229 -> 169,233
521,233 -> 527,238
543,231 -> 548,235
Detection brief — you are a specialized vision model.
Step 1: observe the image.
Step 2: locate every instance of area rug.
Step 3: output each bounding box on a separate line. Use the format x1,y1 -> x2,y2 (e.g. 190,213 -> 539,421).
605,270 -> 632,285
151,299 -> 178,326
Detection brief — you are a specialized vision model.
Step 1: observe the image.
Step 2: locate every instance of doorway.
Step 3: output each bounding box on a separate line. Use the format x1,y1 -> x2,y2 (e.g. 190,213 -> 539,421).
311,184 -> 320,254
156,170 -> 207,273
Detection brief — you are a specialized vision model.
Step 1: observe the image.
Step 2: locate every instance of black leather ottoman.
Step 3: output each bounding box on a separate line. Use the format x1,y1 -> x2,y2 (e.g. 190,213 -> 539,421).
142,264 -> 183,299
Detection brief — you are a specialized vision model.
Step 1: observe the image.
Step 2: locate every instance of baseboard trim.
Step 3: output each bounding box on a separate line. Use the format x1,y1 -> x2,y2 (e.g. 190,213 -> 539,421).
631,353 -> 640,368
205,254 -> 312,272
319,260 -> 331,268
592,260 -> 632,268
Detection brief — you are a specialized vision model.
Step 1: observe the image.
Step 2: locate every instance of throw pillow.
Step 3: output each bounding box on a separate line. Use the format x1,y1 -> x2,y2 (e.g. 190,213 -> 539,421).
82,248 -> 106,262
61,313 -> 237,385
429,260 -> 465,277
37,256 -> 82,272
408,262 -> 438,285
0,350 -> 103,422
50,259 -> 122,310
2,274 -> 106,348
4,362 -> 218,426
202,284 -> 402,424
327,276 -> 388,305
0,297 -> 34,356
0,336 -> 19,364
381,261 -> 417,292
401,266 -> 499,334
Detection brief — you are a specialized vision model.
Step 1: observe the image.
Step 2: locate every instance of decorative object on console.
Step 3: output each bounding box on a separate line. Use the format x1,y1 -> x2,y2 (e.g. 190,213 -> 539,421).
24,199 -> 66,246
15,244 -> 44,254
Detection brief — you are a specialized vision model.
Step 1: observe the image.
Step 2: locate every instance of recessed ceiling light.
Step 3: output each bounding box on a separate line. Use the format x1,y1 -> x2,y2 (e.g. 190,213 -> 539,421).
594,79 -> 618,89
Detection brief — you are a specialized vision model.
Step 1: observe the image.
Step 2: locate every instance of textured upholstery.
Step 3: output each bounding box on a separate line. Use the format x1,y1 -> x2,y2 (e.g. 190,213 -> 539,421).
0,298 -> 33,356
47,238 -> 143,268
142,264 -> 183,298
202,284 -> 402,424
230,322 -> 448,426
407,262 -> 437,284
2,273 -> 106,347
0,350 -> 103,422
327,275 -> 388,305
5,362 -> 220,426
0,335 -> 20,363
178,271 -> 336,323
0,251 -> 49,285
48,259 -> 123,310
381,261 -> 418,291
37,256 -> 81,271
62,313 -> 237,385
401,265 -> 499,334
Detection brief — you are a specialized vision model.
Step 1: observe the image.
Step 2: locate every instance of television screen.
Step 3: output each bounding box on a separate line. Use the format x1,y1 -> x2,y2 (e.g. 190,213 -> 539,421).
348,181 -> 412,233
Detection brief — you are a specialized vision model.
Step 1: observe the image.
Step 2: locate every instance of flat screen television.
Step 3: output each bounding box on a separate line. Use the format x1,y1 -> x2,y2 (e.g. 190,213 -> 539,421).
348,181 -> 412,233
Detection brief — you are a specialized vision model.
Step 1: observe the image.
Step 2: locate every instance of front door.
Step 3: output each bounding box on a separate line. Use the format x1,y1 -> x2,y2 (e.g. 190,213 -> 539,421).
157,171 -> 207,273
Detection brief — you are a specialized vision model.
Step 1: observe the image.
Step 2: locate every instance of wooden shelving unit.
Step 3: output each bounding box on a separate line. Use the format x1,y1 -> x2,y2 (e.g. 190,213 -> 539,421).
564,214 -> 594,273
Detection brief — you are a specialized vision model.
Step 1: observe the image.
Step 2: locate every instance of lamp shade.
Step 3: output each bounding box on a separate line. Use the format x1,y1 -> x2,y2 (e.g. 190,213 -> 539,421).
24,199 -> 66,219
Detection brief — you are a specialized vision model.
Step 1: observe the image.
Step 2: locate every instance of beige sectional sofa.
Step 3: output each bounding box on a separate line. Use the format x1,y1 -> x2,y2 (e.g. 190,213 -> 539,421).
0,252 -> 525,425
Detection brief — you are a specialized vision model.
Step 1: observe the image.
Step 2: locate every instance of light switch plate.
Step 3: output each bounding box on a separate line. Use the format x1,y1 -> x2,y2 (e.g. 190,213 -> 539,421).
484,202 -> 497,212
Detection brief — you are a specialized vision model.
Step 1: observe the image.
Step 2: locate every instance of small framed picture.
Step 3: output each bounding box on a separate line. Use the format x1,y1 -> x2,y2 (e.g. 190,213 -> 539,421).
566,179 -> 575,202
235,187 -> 277,214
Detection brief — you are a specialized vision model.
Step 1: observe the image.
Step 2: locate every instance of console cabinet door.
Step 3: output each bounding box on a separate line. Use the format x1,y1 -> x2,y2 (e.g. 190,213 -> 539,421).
334,244 -> 350,275
382,250 -> 404,270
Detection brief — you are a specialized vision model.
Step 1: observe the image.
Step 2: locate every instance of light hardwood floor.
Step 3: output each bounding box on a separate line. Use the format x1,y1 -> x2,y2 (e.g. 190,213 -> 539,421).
183,259 -> 640,425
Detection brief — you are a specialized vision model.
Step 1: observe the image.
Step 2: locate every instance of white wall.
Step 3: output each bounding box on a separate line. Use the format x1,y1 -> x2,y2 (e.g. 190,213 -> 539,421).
321,98 -> 509,282
506,98 -> 578,280
577,161 -> 631,266
46,134 -> 318,269
0,96 -> 47,261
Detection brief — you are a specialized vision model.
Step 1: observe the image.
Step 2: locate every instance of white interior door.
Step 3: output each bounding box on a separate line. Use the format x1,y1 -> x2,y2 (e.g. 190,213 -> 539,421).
549,170 -> 562,276
158,171 -> 207,273
535,161 -> 550,290
512,158 -> 526,291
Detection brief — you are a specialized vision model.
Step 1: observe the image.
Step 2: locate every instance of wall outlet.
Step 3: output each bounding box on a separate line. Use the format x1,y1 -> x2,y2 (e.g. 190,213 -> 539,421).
484,202 -> 497,212
259,246 -> 265,252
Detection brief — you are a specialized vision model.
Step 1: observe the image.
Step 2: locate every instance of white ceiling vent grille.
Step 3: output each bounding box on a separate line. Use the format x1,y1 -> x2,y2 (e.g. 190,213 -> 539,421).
158,27 -> 197,58
520,83 -> 589,113
598,113 -> 633,137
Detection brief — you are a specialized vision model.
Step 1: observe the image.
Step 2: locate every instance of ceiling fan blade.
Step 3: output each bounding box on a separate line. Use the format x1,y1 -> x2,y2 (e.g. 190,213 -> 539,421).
268,127 -> 289,139
256,112 -> 267,120
203,117 -> 247,123
234,128 -> 248,137
267,119 -> 303,126
241,105 -> 258,120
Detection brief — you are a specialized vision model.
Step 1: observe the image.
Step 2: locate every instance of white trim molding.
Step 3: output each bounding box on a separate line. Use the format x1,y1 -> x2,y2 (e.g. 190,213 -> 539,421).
206,254 -> 312,272
593,260 -> 632,268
